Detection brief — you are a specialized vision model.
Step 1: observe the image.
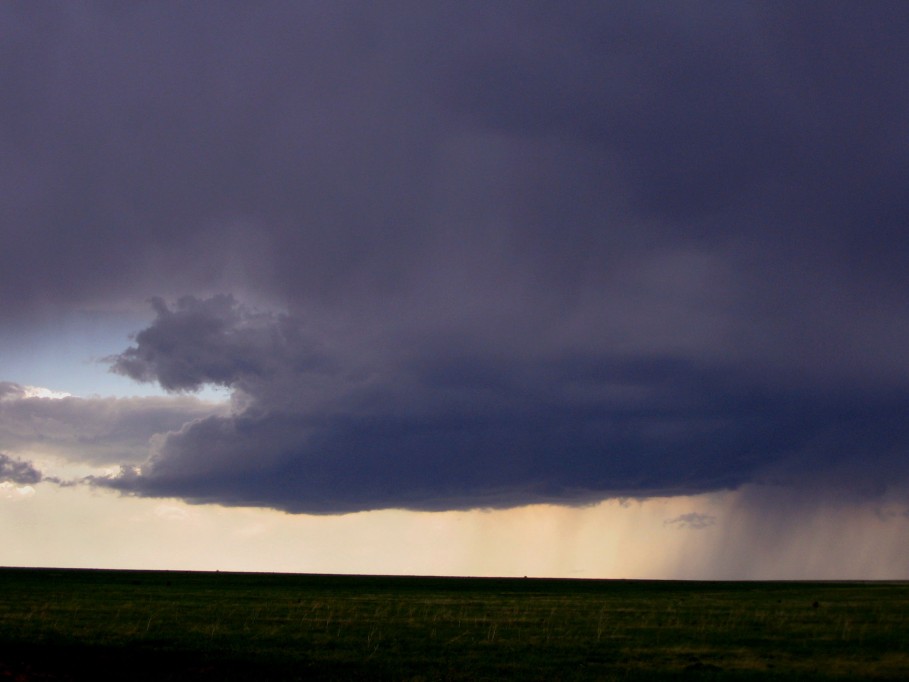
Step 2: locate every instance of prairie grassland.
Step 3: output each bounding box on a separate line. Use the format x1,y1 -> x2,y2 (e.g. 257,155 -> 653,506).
0,568 -> 907,680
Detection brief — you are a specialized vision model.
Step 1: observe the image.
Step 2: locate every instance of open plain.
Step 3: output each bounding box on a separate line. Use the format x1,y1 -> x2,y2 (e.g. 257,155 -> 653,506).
0,568 -> 907,680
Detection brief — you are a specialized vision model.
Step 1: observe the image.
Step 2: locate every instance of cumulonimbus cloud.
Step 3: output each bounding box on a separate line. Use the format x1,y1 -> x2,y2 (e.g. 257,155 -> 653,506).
96,296 -> 909,514
3,4 -> 909,516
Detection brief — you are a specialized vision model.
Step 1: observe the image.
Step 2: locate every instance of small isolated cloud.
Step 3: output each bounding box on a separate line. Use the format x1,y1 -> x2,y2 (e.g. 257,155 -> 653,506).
0,452 -> 42,485
665,513 -> 717,530
20,386 -> 72,400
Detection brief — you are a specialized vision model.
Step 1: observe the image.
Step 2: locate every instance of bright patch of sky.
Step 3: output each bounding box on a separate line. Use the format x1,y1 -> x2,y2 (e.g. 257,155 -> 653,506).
0,310 -> 228,402
2,484 -> 907,579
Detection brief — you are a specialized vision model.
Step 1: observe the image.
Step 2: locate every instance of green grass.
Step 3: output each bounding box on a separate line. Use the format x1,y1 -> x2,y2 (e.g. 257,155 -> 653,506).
0,568 -> 907,680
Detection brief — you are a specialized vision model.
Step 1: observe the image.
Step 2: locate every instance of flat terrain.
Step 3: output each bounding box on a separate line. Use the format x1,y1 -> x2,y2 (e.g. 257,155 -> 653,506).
0,568 -> 907,680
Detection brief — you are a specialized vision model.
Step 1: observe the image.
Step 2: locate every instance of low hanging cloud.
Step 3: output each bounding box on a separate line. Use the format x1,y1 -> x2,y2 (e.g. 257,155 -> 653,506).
95,296 -> 909,514
665,513 -> 717,531
0,380 -> 225,464
0,452 -> 42,485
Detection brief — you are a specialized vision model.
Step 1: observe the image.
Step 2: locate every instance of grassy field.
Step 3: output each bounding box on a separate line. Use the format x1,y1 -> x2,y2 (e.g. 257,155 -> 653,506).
0,568 -> 907,680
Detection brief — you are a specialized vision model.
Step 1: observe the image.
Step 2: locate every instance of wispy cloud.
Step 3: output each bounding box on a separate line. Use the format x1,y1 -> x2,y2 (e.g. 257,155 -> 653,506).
665,513 -> 717,531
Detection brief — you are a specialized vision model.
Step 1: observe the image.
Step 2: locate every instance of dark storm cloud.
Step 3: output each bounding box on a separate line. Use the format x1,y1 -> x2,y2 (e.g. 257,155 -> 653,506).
0,1 -> 445,313
4,3 -> 909,511
5,2 -> 909,314
0,452 -> 42,485
109,295 -> 331,392
99,297 -> 909,513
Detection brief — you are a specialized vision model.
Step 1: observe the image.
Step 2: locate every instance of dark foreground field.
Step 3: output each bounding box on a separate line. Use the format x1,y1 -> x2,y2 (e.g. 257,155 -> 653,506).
0,568 -> 907,680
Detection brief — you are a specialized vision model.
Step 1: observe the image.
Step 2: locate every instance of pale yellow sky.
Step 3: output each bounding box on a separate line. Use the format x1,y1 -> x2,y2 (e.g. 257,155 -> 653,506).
2,480 -> 906,579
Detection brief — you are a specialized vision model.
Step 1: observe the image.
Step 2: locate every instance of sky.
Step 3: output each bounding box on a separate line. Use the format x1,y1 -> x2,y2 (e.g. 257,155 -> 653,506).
2,1 -> 909,579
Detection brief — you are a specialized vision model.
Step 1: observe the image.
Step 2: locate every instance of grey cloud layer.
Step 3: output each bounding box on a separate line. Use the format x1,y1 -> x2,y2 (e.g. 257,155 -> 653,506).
3,4 -> 909,512
4,3 -> 909,319
0,381 -> 224,464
